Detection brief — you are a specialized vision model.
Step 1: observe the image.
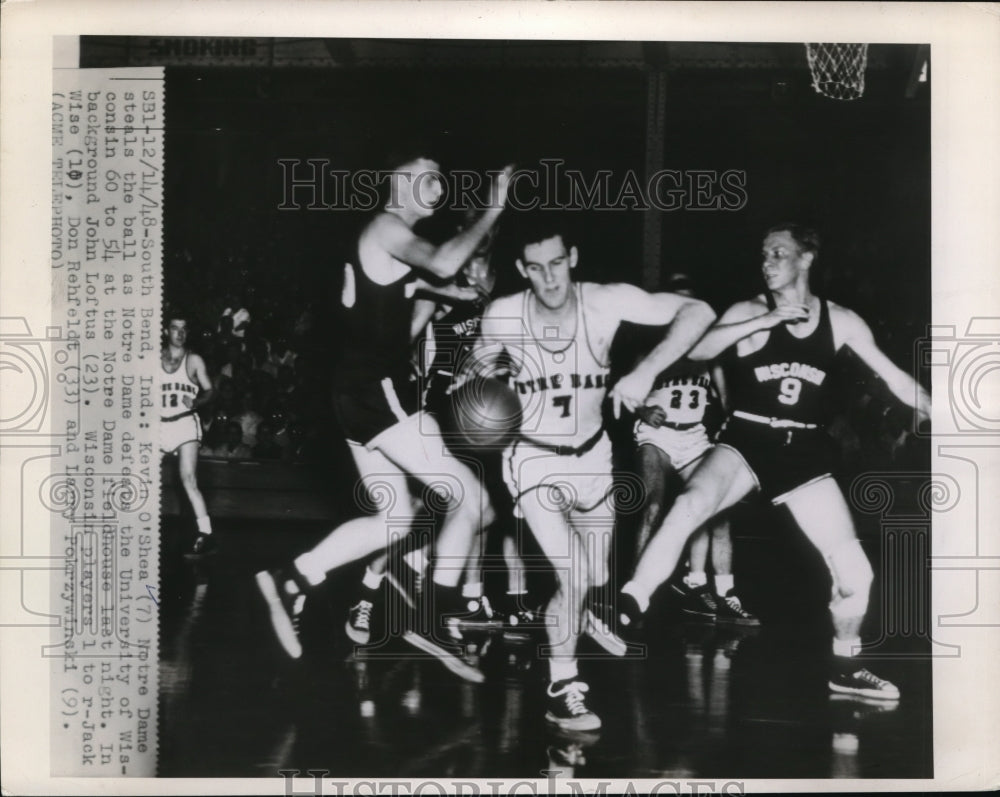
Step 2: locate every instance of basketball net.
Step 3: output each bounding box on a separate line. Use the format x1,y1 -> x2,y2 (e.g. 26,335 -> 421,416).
805,43 -> 869,100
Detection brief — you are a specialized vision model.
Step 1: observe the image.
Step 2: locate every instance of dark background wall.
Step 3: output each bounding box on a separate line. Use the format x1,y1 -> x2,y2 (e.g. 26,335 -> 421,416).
143,44 -> 928,374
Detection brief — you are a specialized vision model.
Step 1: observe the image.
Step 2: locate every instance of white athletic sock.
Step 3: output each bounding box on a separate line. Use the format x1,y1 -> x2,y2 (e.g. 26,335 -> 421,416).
548,659 -> 578,685
684,570 -> 708,588
196,515 -> 212,534
622,581 -> 650,613
507,569 -> 527,595
833,636 -> 861,658
362,567 -> 383,591
293,553 -> 326,588
462,581 -> 483,600
714,574 -> 735,595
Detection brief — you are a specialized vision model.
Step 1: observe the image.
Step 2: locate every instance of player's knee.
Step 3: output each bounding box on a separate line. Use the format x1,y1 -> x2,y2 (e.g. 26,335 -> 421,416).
558,563 -> 589,598
827,539 -> 873,616
481,499 -> 497,529
643,496 -> 663,520
180,469 -> 198,491
671,487 -> 715,528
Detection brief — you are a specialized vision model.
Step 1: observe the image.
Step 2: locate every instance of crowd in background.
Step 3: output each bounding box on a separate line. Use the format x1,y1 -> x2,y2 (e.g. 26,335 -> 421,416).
175,284 -> 333,465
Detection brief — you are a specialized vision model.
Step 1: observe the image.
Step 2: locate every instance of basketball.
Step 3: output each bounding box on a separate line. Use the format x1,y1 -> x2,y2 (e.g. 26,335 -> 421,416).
448,377 -> 522,447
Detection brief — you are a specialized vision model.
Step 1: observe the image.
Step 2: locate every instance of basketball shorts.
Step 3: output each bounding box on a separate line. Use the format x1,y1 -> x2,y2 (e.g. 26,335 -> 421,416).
715,416 -> 839,505
160,411 -> 202,454
502,431 -> 614,517
634,420 -> 713,472
421,371 -> 453,419
334,371 -> 422,449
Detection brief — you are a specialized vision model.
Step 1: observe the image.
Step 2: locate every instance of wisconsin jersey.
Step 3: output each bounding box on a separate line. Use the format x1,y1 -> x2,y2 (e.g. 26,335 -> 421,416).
423,299 -> 486,413
335,246 -> 418,390
160,353 -> 199,420
725,296 -> 837,426
500,283 -> 610,447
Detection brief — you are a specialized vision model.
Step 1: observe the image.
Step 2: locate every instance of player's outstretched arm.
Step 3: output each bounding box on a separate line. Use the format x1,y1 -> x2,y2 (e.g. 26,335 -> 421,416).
711,362 -> 729,414
410,297 -> 439,343
187,353 -> 214,410
379,166 -> 513,279
414,280 -> 484,306
687,299 -> 810,361
606,284 -> 716,416
836,306 -> 932,423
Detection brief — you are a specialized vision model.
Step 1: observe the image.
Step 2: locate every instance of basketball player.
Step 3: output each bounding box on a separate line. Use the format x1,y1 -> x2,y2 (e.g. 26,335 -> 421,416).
423,238 -> 541,634
470,217 -> 716,730
256,154 -> 512,682
619,224 -> 931,701
345,227 -> 535,646
344,255 -> 493,646
632,275 -> 757,626
160,313 -> 215,557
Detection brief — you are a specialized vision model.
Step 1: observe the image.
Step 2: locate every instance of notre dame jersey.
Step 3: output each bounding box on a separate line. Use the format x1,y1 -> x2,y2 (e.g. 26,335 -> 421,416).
160,353 -> 199,419
725,295 -> 837,426
503,283 -> 610,447
645,360 -> 715,426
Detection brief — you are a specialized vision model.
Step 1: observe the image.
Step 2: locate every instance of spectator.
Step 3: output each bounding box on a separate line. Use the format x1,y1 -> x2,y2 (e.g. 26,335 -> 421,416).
199,408 -> 229,456
266,404 -> 294,461
253,421 -> 283,460
201,421 -> 252,460
235,390 -> 264,449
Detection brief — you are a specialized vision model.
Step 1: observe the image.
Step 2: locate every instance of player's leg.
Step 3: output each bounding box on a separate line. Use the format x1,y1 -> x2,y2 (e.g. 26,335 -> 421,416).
633,442 -> 672,560
177,436 -> 215,556
499,532 -> 539,628
345,491 -> 430,646
688,527 -> 711,586
376,413 -> 487,586
557,434 -> 628,656
780,476 -> 897,700
292,443 -> 419,583
573,496 -> 630,657
372,413 -> 493,678
517,488 -> 600,731
645,426 -> 719,619
671,525 -> 718,621
705,516 -> 759,626
457,452 -> 497,622
620,446 -> 756,626
345,551 -> 389,646
458,526 -> 501,628
257,443 -> 416,659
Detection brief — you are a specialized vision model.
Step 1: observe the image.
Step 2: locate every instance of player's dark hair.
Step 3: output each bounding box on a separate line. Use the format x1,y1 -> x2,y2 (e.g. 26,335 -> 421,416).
380,139 -> 442,174
514,213 -> 576,258
765,223 -> 822,260
372,141 -> 443,212
163,308 -> 190,326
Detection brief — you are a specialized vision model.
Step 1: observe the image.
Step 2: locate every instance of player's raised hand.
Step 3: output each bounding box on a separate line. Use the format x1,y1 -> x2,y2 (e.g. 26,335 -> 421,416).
610,366 -> 656,419
491,164 -> 515,211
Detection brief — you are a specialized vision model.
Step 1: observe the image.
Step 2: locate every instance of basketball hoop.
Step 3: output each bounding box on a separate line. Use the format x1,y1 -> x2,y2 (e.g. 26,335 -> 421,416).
805,43 -> 869,101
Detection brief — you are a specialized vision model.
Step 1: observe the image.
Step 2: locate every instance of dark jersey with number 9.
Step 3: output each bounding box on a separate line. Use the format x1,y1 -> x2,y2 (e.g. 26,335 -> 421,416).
724,296 -> 837,426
